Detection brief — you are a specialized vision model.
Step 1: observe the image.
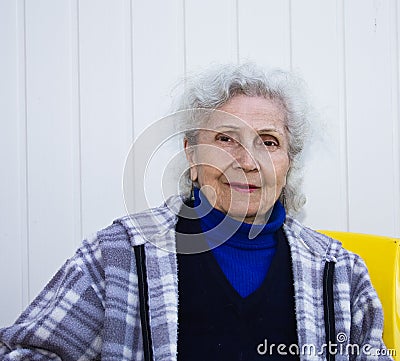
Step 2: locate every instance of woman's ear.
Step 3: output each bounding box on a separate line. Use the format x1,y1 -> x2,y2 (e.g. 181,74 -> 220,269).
189,167 -> 198,182
184,138 -> 198,181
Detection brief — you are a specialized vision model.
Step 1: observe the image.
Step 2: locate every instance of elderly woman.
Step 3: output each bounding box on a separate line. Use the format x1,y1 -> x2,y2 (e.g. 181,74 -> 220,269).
0,63 -> 391,361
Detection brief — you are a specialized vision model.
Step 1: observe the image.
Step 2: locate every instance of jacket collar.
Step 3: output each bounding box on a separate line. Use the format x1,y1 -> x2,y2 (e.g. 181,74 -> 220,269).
283,216 -> 342,262
118,195 -> 342,261
117,195 -> 184,251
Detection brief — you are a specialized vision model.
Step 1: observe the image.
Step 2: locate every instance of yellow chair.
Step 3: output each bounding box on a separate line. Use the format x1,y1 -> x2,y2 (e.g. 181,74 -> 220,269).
320,231 -> 400,360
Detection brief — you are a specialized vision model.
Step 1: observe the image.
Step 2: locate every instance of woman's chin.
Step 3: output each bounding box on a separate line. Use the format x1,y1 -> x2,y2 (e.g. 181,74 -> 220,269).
225,207 -> 270,224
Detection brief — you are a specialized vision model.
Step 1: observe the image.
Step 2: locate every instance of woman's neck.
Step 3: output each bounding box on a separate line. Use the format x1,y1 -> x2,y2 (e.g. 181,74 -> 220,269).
192,187 -> 286,238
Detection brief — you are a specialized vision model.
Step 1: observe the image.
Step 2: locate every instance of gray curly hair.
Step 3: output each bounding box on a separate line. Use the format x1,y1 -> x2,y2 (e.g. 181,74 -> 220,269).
172,63 -> 312,216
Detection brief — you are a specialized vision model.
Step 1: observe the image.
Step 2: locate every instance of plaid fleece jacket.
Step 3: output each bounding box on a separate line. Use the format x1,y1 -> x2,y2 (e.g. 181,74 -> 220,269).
0,196 -> 392,360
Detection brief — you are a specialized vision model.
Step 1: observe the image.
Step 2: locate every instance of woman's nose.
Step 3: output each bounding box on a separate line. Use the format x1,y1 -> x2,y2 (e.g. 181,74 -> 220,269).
233,145 -> 259,171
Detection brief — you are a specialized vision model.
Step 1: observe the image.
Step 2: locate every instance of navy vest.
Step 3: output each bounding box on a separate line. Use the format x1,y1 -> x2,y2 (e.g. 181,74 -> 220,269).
176,204 -> 299,361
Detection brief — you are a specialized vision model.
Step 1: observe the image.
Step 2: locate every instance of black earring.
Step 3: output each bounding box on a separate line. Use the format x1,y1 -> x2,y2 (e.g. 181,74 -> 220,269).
190,181 -> 195,201
281,187 -> 286,209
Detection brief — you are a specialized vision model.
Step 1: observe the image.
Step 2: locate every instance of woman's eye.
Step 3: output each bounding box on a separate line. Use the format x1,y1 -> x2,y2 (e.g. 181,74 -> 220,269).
264,140 -> 278,147
260,136 -> 279,149
216,134 -> 236,143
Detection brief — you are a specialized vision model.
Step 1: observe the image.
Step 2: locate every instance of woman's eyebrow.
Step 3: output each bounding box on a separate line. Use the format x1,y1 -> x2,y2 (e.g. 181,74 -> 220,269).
212,125 -> 284,137
213,125 -> 241,131
257,128 -> 283,135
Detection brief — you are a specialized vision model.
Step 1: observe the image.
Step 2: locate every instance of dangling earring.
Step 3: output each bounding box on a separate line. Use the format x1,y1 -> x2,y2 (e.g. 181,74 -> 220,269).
190,181 -> 195,201
281,187 -> 286,209
189,167 -> 196,202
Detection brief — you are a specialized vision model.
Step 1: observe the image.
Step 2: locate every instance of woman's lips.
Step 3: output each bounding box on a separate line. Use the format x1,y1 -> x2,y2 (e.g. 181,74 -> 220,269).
226,182 -> 260,193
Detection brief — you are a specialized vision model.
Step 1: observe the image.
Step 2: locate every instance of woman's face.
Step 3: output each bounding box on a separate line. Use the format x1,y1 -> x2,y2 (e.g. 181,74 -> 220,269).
185,95 -> 290,224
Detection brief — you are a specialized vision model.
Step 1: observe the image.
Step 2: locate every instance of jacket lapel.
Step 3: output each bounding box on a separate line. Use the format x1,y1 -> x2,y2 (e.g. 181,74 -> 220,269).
127,197 -> 182,361
283,217 -> 335,361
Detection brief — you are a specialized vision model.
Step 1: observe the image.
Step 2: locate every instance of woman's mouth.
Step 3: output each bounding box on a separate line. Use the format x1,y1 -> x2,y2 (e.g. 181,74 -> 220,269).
227,182 -> 260,193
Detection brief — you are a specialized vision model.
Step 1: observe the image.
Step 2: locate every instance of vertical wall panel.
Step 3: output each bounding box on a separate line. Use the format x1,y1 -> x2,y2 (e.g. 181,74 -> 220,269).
291,0 -> 348,230
185,0 -> 238,70
25,0 -> 79,299
70,0 -> 83,248
393,0 -> 400,237
131,0 -> 184,210
345,0 -> 398,237
0,0 -> 26,327
238,0 -> 291,69
79,0 -> 133,235
132,0 -> 184,135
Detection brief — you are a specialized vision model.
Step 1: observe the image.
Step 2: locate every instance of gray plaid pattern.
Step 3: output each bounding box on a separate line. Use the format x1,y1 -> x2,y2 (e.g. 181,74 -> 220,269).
0,196 -> 392,360
283,217 -> 391,360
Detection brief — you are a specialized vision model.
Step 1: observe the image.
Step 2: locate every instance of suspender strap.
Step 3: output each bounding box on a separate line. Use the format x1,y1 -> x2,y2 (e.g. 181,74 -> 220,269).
134,245 -> 154,361
323,261 -> 336,361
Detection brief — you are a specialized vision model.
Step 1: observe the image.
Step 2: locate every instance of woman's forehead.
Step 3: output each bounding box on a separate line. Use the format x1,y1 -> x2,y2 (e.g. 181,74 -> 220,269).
202,111 -> 286,136
219,94 -> 284,115
203,95 -> 287,132
207,121 -> 285,135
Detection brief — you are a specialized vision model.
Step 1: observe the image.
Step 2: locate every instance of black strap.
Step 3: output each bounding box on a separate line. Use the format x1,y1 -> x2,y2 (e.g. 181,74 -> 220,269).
323,261 -> 336,361
134,245 -> 154,361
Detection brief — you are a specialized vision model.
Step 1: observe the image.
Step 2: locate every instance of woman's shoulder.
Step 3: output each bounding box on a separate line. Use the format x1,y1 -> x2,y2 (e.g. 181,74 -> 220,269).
283,216 -> 375,297
97,194 -> 184,248
283,215 -> 362,264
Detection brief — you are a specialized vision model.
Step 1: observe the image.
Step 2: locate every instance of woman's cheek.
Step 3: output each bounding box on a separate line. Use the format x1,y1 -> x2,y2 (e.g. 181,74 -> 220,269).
204,153 -> 234,177
273,153 -> 290,181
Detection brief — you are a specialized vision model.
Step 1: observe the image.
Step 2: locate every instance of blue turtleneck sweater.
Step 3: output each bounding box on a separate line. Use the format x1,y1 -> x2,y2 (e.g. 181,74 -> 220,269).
193,187 -> 286,297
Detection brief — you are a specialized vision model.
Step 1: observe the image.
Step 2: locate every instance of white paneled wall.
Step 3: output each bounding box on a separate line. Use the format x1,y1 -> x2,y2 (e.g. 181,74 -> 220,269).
24,0 -> 79,305
78,0 -> 133,236
238,0 -> 291,68
0,0 -> 399,327
1,0 -> 27,324
344,0 -> 399,234
290,0 -> 348,231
